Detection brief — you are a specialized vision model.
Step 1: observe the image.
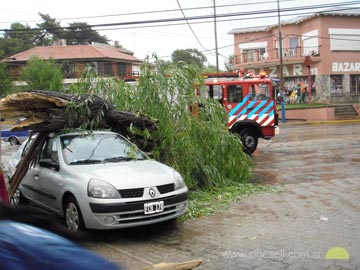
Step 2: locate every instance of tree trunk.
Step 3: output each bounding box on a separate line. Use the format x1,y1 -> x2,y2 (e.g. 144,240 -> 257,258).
1,90 -> 158,200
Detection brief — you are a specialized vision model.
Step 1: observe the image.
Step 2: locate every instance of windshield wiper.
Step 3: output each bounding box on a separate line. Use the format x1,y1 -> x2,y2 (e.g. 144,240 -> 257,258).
103,156 -> 144,163
69,159 -> 103,165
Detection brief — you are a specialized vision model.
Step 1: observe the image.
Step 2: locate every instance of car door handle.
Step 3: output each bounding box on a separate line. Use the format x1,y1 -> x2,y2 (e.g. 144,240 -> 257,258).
34,174 -> 39,180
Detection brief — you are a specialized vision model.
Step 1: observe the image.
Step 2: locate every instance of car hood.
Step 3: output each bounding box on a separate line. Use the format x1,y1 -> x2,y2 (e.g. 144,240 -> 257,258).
71,160 -> 177,189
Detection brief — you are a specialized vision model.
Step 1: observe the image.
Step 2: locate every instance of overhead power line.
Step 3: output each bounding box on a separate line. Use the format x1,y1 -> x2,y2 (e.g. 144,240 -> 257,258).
92,6 -> 359,32
0,0 -> 299,24
1,1 -> 359,32
176,0 -> 211,53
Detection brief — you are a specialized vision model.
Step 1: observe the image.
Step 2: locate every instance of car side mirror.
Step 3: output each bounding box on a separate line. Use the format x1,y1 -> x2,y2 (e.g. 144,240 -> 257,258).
39,159 -> 60,171
146,152 -> 154,159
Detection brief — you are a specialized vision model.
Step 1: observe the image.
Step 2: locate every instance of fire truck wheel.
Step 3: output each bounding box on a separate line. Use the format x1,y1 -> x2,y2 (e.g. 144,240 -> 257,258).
239,128 -> 258,154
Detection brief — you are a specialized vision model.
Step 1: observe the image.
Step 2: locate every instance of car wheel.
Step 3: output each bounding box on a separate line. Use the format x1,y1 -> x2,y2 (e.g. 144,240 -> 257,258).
11,189 -> 28,206
64,196 -> 85,232
239,128 -> 258,154
9,137 -> 19,146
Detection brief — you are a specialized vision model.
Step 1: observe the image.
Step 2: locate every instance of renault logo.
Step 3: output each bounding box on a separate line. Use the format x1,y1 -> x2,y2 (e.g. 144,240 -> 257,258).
149,188 -> 156,198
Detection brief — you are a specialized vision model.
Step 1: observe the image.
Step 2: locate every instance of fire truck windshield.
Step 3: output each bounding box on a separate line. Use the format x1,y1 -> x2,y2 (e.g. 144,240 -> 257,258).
249,83 -> 270,101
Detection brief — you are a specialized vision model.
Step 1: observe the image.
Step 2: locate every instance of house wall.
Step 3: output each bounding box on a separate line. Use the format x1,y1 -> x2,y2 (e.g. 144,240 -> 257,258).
232,15 -> 360,104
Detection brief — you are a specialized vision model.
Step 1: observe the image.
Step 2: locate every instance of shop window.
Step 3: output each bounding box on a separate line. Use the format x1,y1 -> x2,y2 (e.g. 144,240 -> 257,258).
350,75 -> 360,95
330,75 -> 343,95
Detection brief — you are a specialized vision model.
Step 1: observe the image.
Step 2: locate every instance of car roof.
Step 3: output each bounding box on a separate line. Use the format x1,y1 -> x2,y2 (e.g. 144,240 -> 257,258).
57,130 -> 120,137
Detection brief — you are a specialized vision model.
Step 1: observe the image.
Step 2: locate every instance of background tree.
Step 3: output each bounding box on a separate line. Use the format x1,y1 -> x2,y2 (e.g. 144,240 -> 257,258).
171,48 -> 207,69
20,57 -> 64,91
202,63 -> 218,73
0,14 -> 108,58
64,22 -> 108,45
0,23 -> 39,57
224,54 -> 234,72
0,63 -> 13,96
35,13 -> 64,46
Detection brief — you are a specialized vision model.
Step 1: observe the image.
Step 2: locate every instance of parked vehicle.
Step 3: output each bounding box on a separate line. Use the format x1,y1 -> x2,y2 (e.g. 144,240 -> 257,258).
1,129 -> 29,145
11,130 -> 188,232
197,71 -> 279,154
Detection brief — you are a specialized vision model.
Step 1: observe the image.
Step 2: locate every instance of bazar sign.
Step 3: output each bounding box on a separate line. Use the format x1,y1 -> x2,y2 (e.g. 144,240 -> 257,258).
332,62 -> 360,72
267,64 -> 318,77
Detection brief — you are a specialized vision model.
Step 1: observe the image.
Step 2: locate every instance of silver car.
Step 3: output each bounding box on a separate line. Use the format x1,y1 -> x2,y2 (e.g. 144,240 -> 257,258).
13,130 -> 188,231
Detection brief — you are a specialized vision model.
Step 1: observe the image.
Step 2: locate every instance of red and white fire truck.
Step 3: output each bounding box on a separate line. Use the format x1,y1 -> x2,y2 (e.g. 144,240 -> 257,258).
200,71 -> 279,154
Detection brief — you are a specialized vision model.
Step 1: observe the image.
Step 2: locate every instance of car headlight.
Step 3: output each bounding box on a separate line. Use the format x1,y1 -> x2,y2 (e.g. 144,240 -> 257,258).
173,170 -> 186,190
88,179 -> 121,199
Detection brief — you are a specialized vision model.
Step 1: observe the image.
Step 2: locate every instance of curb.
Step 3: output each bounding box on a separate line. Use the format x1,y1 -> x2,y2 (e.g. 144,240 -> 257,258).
281,119 -> 360,125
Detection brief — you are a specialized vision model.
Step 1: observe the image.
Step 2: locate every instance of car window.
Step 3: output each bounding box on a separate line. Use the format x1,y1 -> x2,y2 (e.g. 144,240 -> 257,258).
40,137 -> 58,163
21,136 -> 36,158
60,133 -> 146,165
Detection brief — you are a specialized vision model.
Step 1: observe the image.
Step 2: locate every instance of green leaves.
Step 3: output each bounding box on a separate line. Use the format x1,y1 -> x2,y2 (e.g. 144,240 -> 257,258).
70,57 -> 252,190
180,183 -> 280,221
20,57 -> 64,91
113,59 -> 252,189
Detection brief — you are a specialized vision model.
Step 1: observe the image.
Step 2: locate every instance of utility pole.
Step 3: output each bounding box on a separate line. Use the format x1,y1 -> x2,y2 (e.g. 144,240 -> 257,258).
213,0 -> 219,72
277,0 -> 285,123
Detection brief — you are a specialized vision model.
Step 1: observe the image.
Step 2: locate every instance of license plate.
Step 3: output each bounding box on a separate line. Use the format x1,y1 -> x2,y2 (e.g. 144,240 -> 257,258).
144,201 -> 164,215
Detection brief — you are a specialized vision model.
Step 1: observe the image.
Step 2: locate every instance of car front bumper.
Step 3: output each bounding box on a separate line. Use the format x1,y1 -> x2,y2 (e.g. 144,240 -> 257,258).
84,191 -> 188,230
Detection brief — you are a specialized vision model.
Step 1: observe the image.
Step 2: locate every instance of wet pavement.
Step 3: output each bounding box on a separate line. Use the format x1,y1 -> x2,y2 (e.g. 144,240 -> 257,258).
85,122 -> 360,270
1,122 -> 360,269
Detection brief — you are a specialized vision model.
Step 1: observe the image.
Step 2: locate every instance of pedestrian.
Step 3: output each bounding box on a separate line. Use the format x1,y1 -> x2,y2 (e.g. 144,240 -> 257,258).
290,89 -> 297,104
296,83 -> 301,103
301,86 -> 307,103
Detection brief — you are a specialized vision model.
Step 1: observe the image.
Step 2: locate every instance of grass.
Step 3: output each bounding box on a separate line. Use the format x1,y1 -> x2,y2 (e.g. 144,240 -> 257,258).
179,183 -> 280,221
276,103 -> 328,110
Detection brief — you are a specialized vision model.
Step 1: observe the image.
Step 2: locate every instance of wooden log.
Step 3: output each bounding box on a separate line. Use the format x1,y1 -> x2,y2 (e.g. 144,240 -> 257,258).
8,132 -> 48,199
143,259 -> 202,270
1,90 -> 159,199
0,90 -> 158,150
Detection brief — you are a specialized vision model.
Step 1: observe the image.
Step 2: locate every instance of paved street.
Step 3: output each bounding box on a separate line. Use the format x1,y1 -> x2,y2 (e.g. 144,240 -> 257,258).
82,122 -> 360,270
1,122 -> 360,269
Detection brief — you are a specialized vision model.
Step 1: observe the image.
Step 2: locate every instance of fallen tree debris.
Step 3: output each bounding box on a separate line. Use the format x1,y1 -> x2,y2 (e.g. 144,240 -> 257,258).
0,90 -> 158,150
1,90 -> 159,199
143,259 -> 202,270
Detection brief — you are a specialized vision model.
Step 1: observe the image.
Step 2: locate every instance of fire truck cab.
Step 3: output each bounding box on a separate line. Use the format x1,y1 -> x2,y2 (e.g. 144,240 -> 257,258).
201,72 -> 279,154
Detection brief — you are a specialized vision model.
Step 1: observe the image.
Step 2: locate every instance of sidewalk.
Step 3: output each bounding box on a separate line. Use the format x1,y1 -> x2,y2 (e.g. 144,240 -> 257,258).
278,104 -> 360,125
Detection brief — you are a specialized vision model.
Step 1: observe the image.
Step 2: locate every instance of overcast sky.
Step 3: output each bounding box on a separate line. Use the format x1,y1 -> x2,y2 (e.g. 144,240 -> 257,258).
0,0 -> 358,69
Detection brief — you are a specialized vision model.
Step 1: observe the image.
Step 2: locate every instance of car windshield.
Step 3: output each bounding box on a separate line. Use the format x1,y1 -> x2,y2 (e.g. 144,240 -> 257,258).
60,133 -> 146,165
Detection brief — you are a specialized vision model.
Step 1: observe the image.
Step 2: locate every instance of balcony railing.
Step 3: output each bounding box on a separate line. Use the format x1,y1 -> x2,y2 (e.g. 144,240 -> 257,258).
234,46 -> 320,66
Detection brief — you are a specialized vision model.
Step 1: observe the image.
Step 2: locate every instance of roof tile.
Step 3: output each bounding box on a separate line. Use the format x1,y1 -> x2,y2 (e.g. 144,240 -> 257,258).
11,44 -> 143,63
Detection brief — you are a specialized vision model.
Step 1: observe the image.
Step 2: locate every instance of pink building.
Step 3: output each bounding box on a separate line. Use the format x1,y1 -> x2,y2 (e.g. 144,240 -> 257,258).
229,9 -> 360,104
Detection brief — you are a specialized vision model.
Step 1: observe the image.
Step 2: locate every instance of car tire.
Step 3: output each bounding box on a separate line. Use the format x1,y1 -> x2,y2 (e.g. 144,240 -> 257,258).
239,128 -> 258,155
10,189 -> 28,206
64,196 -> 85,232
9,137 -> 20,146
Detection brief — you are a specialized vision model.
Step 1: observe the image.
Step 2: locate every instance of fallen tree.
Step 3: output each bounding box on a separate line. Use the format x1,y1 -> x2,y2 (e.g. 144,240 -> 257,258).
0,90 -> 159,198
1,90 -> 157,142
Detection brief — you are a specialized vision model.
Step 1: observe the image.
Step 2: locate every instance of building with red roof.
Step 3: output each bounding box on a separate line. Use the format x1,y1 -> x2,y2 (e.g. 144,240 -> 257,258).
5,42 -> 143,85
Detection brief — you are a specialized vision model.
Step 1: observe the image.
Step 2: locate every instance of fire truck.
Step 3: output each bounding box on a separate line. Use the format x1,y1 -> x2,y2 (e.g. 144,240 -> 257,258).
199,71 -> 279,154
